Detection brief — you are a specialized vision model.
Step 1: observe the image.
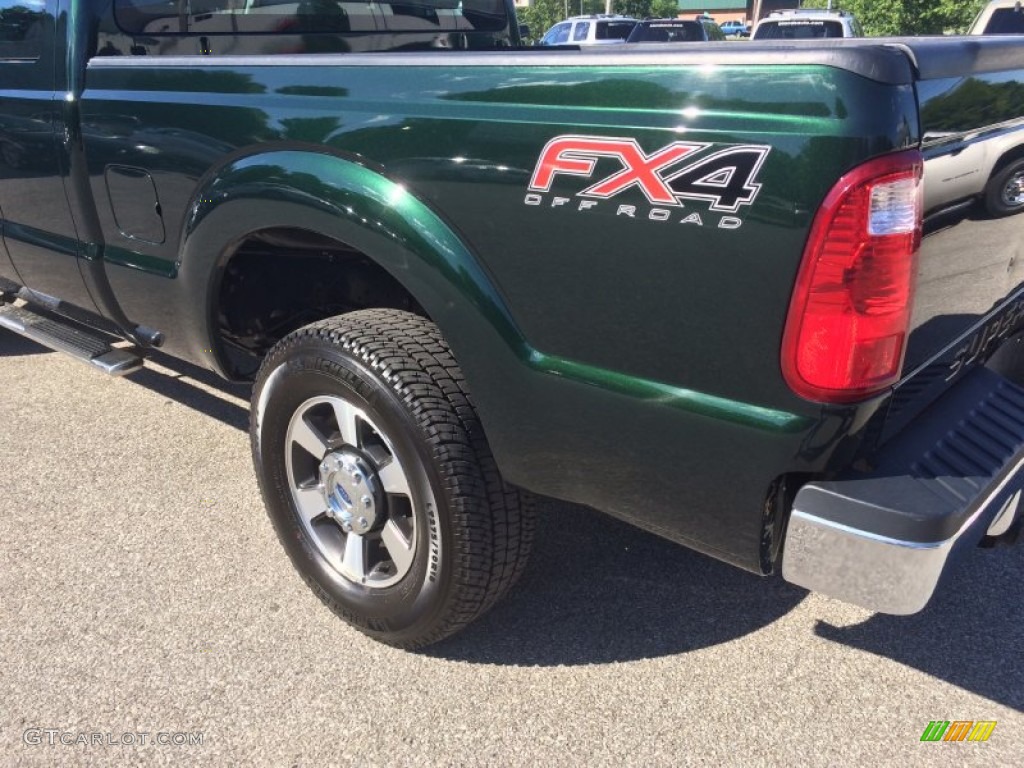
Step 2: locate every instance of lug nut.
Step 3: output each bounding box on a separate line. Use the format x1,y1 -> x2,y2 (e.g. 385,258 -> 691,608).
361,495 -> 372,508
357,517 -> 369,531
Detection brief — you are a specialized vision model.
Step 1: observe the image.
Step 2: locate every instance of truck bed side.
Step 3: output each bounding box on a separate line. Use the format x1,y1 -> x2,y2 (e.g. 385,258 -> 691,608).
75,42 -> 921,570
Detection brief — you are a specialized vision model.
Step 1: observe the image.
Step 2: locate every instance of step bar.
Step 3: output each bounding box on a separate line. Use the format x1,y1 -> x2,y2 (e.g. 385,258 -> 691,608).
782,367 -> 1024,615
0,302 -> 142,376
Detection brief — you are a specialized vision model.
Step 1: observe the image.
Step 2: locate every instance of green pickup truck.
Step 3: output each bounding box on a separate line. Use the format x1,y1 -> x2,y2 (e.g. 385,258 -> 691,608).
1,0 -> 1023,648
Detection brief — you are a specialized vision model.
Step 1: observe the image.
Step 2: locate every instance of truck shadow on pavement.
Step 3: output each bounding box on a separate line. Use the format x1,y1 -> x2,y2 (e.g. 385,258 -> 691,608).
813,545 -> 1024,713
0,334 -> 253,430
431,506 -> 1024,714
426,500 -> 808,666
110,351 -> 811,665
15,338 -> 1021,706
0,331 -> 53,357
125,351 -> 252,431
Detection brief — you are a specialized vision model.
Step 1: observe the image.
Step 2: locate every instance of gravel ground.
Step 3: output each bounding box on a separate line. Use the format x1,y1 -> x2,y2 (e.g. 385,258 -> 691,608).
1,333 -> 1021,767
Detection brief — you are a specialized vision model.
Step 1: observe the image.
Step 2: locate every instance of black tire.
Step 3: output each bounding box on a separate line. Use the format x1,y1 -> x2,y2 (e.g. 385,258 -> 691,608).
985,158 -> 1024,218
250,309 -> 534,648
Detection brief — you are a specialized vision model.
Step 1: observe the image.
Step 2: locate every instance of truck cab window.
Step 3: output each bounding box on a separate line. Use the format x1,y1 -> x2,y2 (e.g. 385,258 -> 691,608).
540,21 -> 570,45
0,0 -> 51,60
114,0 -> 508,35
986,8 -> 1024,33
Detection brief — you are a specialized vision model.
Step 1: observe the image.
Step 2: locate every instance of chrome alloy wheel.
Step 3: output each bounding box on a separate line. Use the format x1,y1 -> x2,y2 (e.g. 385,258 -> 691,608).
1002,169 -> 1024,208
253,310 -> 535,647
284,395 -> 421,588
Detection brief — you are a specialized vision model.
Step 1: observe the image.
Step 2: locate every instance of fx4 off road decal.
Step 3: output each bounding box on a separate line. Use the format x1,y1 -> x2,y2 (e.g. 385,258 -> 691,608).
524,135 -> 771,228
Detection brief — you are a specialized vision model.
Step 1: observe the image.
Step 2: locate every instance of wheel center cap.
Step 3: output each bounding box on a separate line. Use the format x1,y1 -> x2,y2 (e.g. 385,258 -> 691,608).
319,450 -> 380,534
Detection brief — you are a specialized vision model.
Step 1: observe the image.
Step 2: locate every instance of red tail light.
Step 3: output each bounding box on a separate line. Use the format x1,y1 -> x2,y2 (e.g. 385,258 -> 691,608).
782,150 -> 923,403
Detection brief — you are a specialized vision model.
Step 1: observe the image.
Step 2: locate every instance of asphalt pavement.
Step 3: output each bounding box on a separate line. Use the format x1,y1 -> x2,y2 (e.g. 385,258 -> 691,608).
1,332 -> 1022,766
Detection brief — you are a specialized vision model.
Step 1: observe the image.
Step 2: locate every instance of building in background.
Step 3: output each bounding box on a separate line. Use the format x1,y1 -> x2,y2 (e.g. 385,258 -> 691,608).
676,1 -> 747,24
672,1 -> 793,23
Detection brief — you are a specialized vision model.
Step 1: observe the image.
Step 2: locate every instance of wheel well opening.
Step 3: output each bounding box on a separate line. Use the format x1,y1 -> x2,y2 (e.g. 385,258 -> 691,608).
216,227 -> 426,378
992,145 -> 1024,178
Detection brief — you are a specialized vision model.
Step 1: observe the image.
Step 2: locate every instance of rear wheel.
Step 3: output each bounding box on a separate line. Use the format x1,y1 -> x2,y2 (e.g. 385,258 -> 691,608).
250,309 -> 534,648
985,158 -> 1024,217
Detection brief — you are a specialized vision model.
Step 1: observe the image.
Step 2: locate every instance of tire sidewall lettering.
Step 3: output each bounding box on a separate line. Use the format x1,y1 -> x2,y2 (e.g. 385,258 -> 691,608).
255,342 -> 450,636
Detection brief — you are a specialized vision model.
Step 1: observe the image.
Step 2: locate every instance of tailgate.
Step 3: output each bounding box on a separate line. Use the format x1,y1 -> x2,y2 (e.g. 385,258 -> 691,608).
883,37 -> 1024,441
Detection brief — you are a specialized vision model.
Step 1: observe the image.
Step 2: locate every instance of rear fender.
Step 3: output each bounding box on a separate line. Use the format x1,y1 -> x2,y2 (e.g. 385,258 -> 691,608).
176,148 -> 529,394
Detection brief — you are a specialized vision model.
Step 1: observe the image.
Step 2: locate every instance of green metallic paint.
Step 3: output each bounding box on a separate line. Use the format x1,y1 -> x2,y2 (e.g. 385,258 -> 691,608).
81,60 -> 917,420
4,3 -> 1023,580
183,149 -> 530,360
183,149 -> 812,435
2,222 -> 79,261
530,352 -> 813,434
103,244 -> 178,278
54,0 -> 143,333
70,55 -> 922,571
0,1 -> 97,310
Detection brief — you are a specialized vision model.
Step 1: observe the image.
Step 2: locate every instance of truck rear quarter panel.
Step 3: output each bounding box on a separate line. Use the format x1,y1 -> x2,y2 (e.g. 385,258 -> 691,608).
79,48 -> 918,571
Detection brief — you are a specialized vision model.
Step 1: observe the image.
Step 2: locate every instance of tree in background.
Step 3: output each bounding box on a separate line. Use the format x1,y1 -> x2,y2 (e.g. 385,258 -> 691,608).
800,0 -> 987,36
617,0 -> 684,18
517,0 -> 591,41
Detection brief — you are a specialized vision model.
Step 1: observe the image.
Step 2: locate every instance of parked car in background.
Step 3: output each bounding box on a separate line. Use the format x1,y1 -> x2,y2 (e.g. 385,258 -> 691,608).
969,0 -> 1024,34
924,127 -> 1024,218
752,8 -> 861,40
626,17 -> 726,43
719,20 -> 750,38
539,14 -> 637,46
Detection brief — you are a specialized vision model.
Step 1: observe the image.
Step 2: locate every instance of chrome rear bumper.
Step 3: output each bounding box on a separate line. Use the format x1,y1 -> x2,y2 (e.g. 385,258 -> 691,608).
782,368 -> 1024,614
